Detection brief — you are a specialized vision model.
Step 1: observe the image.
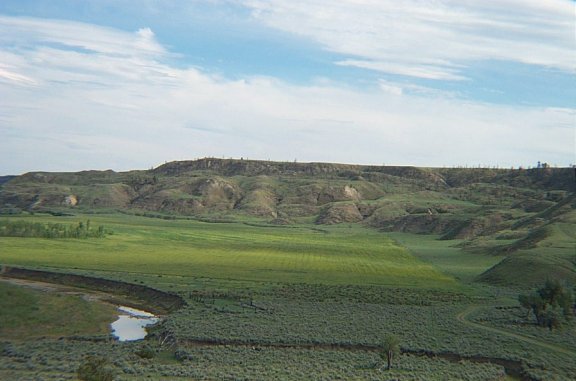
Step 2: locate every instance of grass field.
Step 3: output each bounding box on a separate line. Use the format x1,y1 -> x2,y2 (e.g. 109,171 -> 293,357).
0,280 -> 116,339
386,232 -> 505,284
0,214 -> 457,288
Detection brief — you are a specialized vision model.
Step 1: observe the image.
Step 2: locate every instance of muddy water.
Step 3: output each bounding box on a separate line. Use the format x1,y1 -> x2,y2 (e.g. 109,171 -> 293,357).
111,306 -> 159,341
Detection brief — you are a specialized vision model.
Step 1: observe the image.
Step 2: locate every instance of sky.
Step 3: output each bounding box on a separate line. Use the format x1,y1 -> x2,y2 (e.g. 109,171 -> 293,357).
0,0 -> 574,175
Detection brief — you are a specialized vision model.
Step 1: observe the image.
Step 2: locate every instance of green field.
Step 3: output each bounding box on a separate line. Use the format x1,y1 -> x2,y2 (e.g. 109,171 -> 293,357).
0,280 -> 116,339
387,232 -> 505,284
0,214 -> 457,288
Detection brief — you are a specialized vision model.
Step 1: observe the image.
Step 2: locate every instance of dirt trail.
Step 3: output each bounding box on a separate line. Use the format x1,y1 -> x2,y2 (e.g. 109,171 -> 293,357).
456,305 -> 576,357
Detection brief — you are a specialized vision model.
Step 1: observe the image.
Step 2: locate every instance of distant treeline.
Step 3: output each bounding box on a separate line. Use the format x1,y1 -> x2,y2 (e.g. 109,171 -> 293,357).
0,220 -> 111,239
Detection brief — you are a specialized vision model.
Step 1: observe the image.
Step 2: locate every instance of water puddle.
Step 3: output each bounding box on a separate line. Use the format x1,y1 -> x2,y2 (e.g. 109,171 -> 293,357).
111,306 -> 159,341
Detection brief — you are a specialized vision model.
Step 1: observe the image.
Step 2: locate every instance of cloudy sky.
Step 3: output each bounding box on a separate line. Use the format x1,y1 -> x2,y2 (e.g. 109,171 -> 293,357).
0,0 -> 574,174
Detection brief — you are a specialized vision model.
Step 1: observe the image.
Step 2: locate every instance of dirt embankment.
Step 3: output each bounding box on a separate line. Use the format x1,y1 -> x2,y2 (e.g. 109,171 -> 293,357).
1,266 -> 185,314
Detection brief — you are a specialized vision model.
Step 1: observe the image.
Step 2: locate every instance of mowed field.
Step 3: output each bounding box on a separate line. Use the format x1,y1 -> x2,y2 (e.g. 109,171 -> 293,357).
0,214 -> 457,288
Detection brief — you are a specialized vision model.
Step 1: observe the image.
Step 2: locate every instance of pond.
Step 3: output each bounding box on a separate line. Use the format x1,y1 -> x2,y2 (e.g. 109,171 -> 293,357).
111,306 -> 159,341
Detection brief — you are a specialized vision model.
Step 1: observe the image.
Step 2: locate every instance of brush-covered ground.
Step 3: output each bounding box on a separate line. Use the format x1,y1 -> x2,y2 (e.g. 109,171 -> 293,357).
0,212 -> 574,381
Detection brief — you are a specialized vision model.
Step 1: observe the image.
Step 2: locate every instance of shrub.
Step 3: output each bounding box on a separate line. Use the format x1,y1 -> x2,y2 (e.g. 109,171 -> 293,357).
174,348 -> 194,362
519,280 -> 575,330
77,355 -> 116,381
135,345 -> 156,359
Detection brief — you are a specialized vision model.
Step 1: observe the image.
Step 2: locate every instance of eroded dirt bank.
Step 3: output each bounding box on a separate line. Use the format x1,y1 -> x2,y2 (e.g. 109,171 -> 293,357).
0,266 -> 185,314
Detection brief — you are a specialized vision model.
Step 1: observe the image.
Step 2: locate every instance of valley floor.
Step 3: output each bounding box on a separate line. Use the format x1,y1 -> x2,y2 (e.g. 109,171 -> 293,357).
0,213 -> 574,380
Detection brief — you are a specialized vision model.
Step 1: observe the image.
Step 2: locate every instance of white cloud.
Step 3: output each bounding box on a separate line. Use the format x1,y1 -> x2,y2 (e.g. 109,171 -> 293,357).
0,15 -> 165,57
239,0 -> 575,79
378,80 -> 403,96
0,14 -> 574,174
0,66 -> 37,85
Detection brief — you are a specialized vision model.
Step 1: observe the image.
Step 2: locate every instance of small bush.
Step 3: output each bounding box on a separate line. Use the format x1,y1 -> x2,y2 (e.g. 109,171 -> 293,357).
77,355 -> 116,381
135,345 -> 156,359
174,348 -> 194,362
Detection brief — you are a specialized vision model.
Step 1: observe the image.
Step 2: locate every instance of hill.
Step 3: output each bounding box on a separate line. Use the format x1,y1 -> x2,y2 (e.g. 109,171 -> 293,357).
0,176 -> 15,187
1,158 -> 574,287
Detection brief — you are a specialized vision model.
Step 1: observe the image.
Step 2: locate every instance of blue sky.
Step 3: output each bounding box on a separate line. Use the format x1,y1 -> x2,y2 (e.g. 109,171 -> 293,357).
0,0 -> 574,174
